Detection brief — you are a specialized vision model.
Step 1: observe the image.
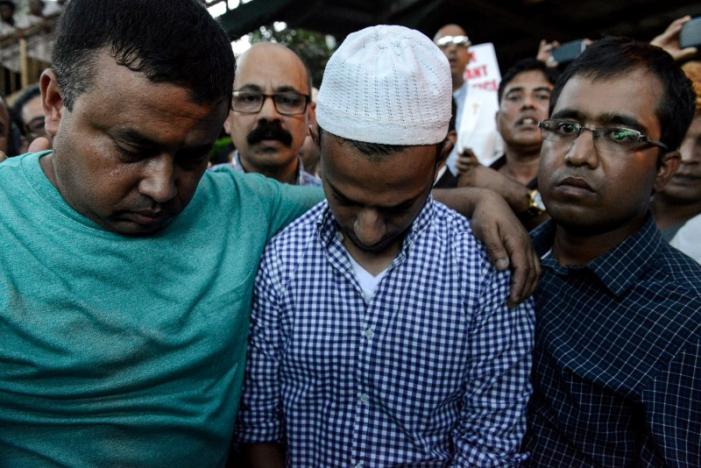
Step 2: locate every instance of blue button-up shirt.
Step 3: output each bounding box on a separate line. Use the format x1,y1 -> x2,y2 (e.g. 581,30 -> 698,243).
524,216 -> 701,467
236,199 -> 534,466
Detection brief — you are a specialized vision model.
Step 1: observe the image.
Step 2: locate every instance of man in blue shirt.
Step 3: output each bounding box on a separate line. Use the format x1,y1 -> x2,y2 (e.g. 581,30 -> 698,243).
524,38 -> 701,466
236,25 -> 535,467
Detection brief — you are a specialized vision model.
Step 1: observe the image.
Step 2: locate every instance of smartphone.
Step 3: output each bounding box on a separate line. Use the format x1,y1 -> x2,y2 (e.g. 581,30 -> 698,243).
551,40 -> 586,64
680,17 -> 701,49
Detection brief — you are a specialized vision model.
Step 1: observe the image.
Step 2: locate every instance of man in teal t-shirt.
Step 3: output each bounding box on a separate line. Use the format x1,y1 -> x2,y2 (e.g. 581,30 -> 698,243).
0,1 -> 322,466
0,1 -> 539,466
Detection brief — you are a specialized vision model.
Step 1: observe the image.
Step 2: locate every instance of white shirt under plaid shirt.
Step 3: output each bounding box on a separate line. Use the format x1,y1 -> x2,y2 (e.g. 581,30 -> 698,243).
235,199 -> 534,466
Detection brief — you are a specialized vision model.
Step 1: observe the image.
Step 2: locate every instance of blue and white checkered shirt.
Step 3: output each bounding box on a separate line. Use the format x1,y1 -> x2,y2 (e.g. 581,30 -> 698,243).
235,199 -> 534,466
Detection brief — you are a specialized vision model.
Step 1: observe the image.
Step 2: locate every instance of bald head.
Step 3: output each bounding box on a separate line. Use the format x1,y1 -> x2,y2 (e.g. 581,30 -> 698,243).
225,42 -> 315,184
237,43 -> 312,93
434,24 -> 471,90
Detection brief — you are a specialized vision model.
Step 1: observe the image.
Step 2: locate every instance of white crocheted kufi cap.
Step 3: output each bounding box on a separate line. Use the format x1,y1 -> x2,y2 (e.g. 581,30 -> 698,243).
316,25 -> 452,145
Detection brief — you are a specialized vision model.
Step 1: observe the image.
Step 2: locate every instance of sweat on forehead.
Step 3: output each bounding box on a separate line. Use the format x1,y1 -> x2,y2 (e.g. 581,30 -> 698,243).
316,25 -> 451,146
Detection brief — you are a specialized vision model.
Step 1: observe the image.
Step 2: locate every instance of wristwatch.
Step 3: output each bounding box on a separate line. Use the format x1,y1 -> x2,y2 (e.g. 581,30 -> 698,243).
526,189 -> 546,218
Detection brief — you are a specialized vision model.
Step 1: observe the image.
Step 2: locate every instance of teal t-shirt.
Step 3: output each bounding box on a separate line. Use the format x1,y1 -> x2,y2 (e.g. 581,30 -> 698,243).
0,152 -> 323,466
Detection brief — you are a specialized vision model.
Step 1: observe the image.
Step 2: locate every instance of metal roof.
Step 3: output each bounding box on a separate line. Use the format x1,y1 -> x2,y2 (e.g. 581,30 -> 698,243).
213,0 -> 701,69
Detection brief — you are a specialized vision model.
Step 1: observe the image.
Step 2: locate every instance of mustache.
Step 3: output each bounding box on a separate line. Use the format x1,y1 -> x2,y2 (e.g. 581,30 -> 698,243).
246,121 -> 293,147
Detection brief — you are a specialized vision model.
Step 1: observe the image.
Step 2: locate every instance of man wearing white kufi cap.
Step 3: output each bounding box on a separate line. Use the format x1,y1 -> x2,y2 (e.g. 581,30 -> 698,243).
235,25 -> 534,466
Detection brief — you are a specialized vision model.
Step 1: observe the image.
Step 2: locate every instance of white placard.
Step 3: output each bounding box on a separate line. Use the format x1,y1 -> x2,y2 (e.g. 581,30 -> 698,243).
463,42 -> 501,93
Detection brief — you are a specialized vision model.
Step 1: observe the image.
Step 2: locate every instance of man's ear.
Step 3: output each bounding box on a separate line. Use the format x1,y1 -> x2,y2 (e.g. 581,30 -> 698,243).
309,123 -> 320,146
306,100 -> 317,127
437,134 -> 454,167
653,150 -> 681,192
40,69 -> 64,138
223,110 -> 234,135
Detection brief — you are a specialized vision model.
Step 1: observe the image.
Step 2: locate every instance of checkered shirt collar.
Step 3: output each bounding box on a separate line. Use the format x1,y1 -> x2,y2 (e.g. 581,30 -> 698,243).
533,214 -> 662,297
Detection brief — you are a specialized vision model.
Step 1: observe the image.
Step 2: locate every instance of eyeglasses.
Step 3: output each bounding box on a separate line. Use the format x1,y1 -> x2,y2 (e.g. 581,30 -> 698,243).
435,35 -> 471,48
538,118 -> 669,154
232,90 -> 310,116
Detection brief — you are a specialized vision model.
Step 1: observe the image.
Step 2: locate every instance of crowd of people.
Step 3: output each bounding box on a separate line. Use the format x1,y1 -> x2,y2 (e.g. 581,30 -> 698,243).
0,0 -> 699,466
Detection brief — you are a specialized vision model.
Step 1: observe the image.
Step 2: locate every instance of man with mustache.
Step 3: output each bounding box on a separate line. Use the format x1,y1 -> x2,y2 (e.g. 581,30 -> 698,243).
235,25 -> 534,467
523,38 -> 701,466
223,42 -> 320,186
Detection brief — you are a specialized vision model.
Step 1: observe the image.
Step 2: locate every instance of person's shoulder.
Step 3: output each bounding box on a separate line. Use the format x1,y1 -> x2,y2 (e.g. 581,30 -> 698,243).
430,201 -> 491,265
0,152 -> 32,170
264,201 -> 326,254
204,165 -> 279,203
431,200 -> 472,232
655,241 -> 701,296
0,152 -> 43,183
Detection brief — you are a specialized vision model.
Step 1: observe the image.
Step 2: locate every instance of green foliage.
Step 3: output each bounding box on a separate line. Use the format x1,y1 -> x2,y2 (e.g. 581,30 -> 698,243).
249,25 -> 335,88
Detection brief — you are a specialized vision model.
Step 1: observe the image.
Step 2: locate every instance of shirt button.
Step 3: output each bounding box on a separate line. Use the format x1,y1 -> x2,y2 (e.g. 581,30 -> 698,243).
363,327 -> 374,340
354,463 -> 364,468
358,392 -> 369,404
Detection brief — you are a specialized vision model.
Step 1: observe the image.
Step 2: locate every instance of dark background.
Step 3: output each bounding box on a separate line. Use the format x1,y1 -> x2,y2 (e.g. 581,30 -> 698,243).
215,0 -> 701,70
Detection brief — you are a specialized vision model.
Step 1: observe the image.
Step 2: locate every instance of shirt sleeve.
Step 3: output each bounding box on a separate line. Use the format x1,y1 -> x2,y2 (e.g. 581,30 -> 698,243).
267,182 -> 324,239
451,267 -> 535,467
643,336 -> 701,467
234,243 -> 286,444
210,166 -> 324,241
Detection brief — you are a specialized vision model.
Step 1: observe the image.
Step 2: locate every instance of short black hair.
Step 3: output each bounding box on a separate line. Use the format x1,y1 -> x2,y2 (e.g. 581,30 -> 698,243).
498,58 -> 559,104
549,37 -> 695,152
318,126 -> 408,161
52,0 -> 236,110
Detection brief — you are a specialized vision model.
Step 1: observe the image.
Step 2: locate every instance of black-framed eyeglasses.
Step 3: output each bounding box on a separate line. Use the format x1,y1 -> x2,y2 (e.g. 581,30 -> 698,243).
538,118 -> 669,153
435,35 -> 471,48
232,90 -> 310,116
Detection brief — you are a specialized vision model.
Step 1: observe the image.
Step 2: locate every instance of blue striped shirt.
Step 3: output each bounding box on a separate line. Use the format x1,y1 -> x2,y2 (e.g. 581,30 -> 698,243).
524,216 -> 701,467
235,199 -> 534,466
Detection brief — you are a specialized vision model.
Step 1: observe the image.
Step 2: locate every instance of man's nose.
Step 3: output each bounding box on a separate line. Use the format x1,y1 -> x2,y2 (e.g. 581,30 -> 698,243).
353,209 -> 385,247
139,154 -> 177,203
564,129 -> 599,168
258,95 -> 282,120
521,95 -> 537,109
679,137 -> 698,164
